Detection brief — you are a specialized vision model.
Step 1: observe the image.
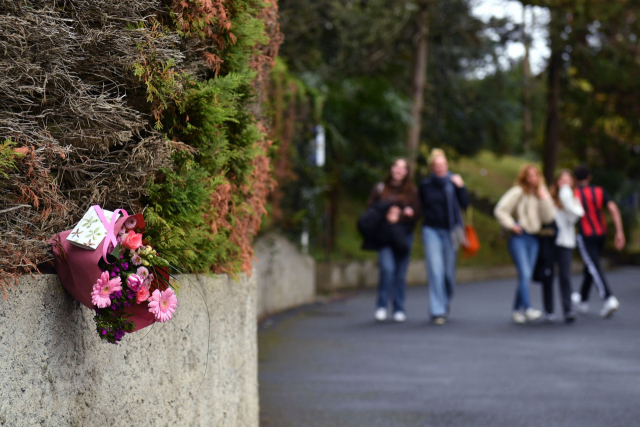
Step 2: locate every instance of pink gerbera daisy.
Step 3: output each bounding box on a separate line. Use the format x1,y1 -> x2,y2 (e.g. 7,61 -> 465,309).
147,288 -> 177,323
91,272 -> 122,308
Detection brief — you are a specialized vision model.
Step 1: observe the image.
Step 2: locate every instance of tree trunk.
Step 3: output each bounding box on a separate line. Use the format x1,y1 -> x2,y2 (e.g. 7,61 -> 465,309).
406,7 -> 429,169
522,6 -> 533,153
543,10 -> 562,185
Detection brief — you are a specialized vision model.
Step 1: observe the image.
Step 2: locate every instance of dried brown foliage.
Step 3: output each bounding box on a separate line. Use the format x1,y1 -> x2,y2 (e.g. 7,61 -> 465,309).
0,1 -> 181,292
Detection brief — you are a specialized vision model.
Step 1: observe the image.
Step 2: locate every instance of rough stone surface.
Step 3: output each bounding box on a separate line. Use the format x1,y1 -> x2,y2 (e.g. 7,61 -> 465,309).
254,234 -> 316,318
0,273 -> 258,427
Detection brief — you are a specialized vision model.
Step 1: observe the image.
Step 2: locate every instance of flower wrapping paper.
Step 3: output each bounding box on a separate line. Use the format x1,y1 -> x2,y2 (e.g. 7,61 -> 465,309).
51,216 -> 155,332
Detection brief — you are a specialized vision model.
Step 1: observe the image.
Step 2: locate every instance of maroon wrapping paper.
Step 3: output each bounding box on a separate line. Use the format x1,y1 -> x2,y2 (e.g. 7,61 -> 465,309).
51,217 -> 155,332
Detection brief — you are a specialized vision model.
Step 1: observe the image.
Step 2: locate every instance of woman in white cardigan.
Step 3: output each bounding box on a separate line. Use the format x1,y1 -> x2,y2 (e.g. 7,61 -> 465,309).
541,170 -> 584,323
495,164 -> 556,324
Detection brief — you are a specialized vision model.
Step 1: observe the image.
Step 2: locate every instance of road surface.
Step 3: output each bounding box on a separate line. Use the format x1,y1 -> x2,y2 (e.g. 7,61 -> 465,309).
259,267 -> 640,427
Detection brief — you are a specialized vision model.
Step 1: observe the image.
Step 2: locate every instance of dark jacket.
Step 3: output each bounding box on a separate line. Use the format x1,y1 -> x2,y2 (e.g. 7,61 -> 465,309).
418,176 -> 469,229
358,201 -> 410,255
358,181 -> 419,254
366,181 -> 420,231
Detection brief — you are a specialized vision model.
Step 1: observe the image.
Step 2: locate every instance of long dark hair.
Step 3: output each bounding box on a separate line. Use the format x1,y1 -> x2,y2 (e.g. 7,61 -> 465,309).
381,158 -> 416,205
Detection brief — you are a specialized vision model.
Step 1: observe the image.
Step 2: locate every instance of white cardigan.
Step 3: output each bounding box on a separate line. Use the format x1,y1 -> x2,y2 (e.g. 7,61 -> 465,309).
494,185 -> 556,234
555,185 -> 584,248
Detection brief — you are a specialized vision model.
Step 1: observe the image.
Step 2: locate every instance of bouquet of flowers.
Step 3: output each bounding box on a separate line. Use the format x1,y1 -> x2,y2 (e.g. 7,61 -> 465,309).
51,206 -> 178,344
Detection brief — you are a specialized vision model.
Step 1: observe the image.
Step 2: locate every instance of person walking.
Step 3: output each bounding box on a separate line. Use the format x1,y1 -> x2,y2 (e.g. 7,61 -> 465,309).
367,158 -> 420,322
494,164 -> 556,324
418,149 -> 469,325
540,170 -> 584,323
571,165 -> 625,318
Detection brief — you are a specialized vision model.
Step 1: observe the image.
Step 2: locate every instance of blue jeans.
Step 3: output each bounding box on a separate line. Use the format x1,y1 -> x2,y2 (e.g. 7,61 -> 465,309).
422,227 -> 457,317
508,233 -> 539,311
377,235 -> 413,313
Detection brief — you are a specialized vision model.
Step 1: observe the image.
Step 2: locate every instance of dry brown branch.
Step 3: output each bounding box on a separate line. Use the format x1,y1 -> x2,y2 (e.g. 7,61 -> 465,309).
0,0 -> 181,293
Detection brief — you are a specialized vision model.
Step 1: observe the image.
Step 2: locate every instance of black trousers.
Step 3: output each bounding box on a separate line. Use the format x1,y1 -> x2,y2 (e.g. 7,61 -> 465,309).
541,246 -> 574,315
576,235 -> 612,300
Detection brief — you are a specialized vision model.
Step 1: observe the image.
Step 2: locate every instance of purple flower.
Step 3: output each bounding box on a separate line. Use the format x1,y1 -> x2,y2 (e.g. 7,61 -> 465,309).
121,262 -> 129,270
120,254 -> 124,260
110,271 -> 116,278
101,329 -> 107,336
114,291 -> 122,298
124,217 -> 137,230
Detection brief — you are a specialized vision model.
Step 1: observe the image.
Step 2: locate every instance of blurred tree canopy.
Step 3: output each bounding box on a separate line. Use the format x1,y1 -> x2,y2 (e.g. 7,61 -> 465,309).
272,0 -> 640,256
274,0 -> 528,253
525,0 -> 640,189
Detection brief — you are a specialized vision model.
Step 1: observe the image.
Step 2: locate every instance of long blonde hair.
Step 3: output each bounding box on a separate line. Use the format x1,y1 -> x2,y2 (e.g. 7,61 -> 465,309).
516,164 -> 545,194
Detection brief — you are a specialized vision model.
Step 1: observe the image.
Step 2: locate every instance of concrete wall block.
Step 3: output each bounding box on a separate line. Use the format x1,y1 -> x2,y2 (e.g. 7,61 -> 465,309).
0,273 -> 258,427
254,234 -> 316,318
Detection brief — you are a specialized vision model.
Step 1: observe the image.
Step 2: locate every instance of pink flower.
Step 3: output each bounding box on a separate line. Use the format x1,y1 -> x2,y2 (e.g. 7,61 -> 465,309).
148,288 -> 177,322
122,231 -> 143,250
124,217 -> 137,230
143,273 -> 154,289
131,253 -> 142,266
91,272 -> 122,308
127,274 -> 144,292
136,266 -> 149,280
136,287 -> 150,304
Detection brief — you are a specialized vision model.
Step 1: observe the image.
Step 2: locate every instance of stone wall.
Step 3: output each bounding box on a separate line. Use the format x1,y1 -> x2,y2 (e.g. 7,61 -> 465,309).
316,260 -> 589,293
0,273 -> 258,427
254,233 -> 316,318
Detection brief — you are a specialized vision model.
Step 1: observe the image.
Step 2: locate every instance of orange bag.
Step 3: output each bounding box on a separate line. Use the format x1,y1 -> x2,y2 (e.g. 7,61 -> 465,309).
462,208 -> 480,258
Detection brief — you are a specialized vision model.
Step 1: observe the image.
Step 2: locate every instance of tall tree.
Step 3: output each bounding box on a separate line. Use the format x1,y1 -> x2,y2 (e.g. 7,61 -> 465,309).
543,8 -> 564,184
407,5 -> 430,168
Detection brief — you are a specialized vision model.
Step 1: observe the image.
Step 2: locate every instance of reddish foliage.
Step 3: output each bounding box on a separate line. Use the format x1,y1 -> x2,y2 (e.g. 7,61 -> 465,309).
209,0 -> 282,274
171,0 -> 234,75
268,78 -> 300,221
0,144 -> 70,297
250,0 -> 283,102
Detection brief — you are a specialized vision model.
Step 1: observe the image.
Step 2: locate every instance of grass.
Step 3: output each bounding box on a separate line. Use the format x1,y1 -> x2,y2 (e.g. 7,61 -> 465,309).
449,150 -> 538,203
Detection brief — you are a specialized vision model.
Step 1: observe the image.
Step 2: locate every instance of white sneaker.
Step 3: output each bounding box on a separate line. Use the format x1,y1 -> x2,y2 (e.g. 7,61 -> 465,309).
571,292 -> 581,304
525,308 -> 542,322
375,308 -> 387,321
572,292 -> 589,314
512,311 -> 526,324
393,311 -> 406,322
600,296 -> 619,318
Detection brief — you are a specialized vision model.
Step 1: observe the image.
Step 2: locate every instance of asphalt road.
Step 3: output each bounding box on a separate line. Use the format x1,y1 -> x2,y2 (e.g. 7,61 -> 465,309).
258,267 -> 640,427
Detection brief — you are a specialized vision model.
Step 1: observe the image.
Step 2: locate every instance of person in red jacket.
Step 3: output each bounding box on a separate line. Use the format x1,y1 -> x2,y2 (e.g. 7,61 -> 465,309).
572,165 -> 625,318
